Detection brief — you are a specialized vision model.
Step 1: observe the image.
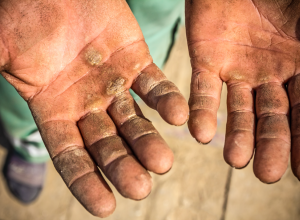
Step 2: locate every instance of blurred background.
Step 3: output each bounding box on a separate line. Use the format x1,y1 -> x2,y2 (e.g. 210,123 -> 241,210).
0,28 -> 300,220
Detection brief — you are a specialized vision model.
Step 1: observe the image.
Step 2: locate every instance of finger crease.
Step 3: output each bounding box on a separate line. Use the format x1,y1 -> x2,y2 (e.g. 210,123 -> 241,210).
190,93 -> 219,99
132,62 -> 154,83
256,137 -> 290,146
69,170 -> 95,188
40,119 -> 77,127
104,154 -> 128,170
227,128 -> 254,134
258,112 -> 288,119
89,134 -> 118,149
144,79 -> 170,98
80,109 -> 106,121
190,108 -> 215,113
291,102 -> 300,109
52,145 -> 84,161
133,131 -> 158,143
228,109 -> 254,114
255,81 -> 283,90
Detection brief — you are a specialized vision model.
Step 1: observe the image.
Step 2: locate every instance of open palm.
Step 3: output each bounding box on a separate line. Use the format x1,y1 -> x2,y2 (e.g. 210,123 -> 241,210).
0,0 -> 189,217
186,0 -> 300,183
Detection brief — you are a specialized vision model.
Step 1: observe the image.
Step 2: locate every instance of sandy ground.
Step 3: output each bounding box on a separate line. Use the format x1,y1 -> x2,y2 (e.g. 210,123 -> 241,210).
0,28 -> 300,220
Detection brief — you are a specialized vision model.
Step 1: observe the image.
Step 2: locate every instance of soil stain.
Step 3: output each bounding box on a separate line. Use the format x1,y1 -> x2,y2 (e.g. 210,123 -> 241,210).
85,49 -> 102,66
106,77 -> 126,96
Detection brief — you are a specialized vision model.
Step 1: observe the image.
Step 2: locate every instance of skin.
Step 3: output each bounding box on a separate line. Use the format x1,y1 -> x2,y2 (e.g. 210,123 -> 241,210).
186,0 -> 300,183
0,0 -> 189,217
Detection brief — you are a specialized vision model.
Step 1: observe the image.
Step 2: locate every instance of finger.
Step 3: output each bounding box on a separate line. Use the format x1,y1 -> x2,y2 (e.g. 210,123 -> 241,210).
254,83 -> 290,183
188,71 -> 223,144
224,83 -> 255,168
39,120 -> 115,217
0,39 -> 8,71
108,91 -> 174,174
287,74 -> 300,179
131,63 -> 189,126
78,110 -> 152,200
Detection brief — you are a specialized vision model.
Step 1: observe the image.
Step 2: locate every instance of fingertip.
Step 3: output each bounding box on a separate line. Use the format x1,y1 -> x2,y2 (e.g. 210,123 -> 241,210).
106,156 -> 153,200
254,139 -> 289,184
188,109 -> 216,144
224,153 -> 251,169
157,92 -> 189,126
133,134 -> 174,174
253,156 -> 286,184
119,115 -> 174,173
70,172 -> 116,218
89,198 -> 116,218
254,167 -> 284,184
151,150 -> 174,174
153,147 -> 174,174
127,173 -> 152,201
223,131 -> 254,169
253,163 -> 285,184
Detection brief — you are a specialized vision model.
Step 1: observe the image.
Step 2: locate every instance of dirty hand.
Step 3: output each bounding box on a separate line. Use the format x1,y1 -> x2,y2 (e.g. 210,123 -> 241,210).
186,0 -> 300,183
0,0 -> 189,217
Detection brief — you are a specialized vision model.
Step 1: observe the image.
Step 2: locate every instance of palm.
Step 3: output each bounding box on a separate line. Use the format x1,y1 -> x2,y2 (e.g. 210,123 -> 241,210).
0,0 -> 189,217
186,0 -> 300,183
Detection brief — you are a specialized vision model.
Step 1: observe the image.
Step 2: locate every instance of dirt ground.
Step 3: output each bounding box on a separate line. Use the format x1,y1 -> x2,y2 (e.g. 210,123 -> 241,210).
0,28 -> 300,220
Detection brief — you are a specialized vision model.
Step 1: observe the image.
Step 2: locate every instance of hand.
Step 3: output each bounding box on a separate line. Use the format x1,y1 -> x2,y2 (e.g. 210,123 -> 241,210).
186,0 -> 300,183
0,0 -> 189,217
